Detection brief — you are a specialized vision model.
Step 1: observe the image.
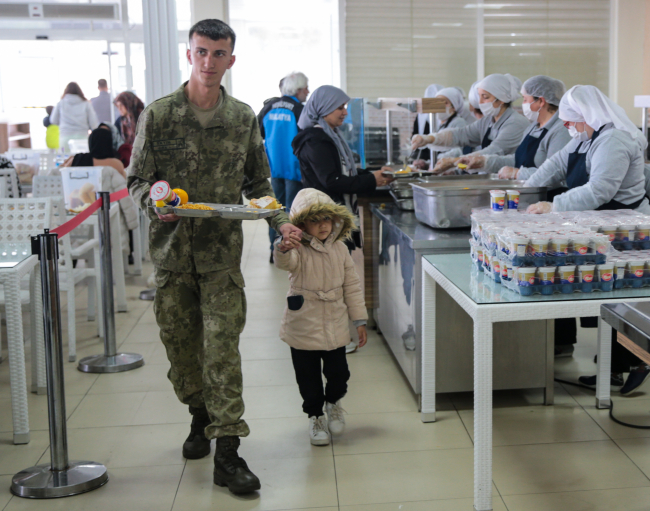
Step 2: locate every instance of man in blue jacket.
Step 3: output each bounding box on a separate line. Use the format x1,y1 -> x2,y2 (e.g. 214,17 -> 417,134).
258,72 -> 309,261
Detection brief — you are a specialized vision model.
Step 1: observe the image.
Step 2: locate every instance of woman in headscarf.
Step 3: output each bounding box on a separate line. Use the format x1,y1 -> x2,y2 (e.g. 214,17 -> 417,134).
457,75 -> 571,177
411,83 -> 444,163
412,87 -> 470,169
114,91 -> 145,146
525,85 -> 650,392
292,85 -> 393,218
61,124 -> 126,178
411,73 -> 530,174
525,84 -> 649,214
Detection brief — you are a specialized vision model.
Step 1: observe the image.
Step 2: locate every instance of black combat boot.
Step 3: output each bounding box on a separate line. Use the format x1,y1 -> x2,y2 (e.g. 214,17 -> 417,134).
182,407 -> 212,459
213,436 -> 261,494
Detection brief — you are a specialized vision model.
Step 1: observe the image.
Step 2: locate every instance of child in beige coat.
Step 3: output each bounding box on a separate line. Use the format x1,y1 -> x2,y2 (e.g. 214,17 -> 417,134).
274,188 -> 368,446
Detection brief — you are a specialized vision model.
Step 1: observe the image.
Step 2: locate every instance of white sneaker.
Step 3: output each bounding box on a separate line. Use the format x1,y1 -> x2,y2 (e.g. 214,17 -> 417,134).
309,416 -> 330,446
345,340 -> 358,354
326,400 -> 346,435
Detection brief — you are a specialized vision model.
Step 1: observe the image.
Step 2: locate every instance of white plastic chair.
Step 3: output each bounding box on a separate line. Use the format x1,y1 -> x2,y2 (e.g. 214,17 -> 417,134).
68,139 -> 89,154
33,176 -> 102,361
0,197 -> 51,443
0,168 -> 20,198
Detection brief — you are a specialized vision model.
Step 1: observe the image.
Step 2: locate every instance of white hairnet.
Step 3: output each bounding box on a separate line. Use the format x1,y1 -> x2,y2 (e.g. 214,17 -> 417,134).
424,83 -> 444,98
521,75 -> 566,106
559,85 -> 648,151
468,81 -> 481,109
453,86 -> 466,99
478,73 -> 522,103
436,87 -> 465,114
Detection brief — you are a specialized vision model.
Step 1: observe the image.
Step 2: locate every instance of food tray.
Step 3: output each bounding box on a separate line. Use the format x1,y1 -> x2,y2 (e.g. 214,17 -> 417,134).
382,169 -> 424,179
153,203 -> 283,220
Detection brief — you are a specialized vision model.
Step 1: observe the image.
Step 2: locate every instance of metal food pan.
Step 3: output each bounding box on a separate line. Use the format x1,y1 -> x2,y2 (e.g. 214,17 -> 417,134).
153,204 -> 282,220
417,173 -> 499,183
410,181 -> 547,229
389,191 -> 414,211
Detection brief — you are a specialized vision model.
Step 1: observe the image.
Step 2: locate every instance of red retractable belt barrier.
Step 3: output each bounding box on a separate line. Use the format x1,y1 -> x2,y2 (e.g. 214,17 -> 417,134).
51,188 -> 130,238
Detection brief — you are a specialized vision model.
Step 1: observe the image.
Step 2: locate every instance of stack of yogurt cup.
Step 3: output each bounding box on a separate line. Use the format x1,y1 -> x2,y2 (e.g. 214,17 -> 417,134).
489,189 -> 520,212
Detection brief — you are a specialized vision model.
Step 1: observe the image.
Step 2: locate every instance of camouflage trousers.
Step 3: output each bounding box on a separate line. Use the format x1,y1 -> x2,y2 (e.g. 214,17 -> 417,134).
153,267 -> 250,439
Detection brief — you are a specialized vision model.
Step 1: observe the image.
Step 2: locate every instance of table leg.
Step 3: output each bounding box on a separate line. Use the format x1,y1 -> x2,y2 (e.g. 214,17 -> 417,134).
544,319 -> 555,405
474,314 -> 493,511
30,270 -> 46,395
596,318 -> 612,409
420,270 -> 436,423
5,277 -> 30,444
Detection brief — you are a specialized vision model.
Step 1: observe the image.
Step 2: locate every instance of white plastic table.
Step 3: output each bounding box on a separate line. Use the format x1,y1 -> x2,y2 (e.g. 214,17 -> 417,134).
421,253 -> 650,511
0,248 -> 42,444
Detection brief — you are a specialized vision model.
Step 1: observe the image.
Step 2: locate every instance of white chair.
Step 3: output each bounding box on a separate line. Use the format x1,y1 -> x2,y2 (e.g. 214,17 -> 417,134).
68,139 -> 89,154
39,151 -> 56,175
33,176 -> 102,361
0,197 -> 51,443
0,168 -> 20,198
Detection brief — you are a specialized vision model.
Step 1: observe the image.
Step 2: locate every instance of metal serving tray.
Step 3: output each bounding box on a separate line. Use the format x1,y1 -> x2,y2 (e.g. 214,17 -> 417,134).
410,180 -> 547,229
418,173 -> 499,183
153,203 -> 282,220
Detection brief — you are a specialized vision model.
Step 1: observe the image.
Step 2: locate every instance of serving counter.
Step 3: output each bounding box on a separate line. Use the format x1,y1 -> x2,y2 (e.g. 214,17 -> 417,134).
370,204 -> 553,401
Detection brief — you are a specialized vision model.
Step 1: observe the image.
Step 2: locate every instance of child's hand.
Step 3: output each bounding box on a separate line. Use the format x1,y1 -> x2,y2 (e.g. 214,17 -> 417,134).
357,325 -> 367,348
277,238 -> 295,252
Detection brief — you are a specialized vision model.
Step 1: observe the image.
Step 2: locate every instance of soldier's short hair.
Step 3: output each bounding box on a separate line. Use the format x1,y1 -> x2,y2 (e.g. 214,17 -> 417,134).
189,19 -> 236,51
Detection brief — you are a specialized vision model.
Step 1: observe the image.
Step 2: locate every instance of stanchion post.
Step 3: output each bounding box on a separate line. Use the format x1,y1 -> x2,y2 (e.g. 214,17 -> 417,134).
78,192 -> 144,373
11,230 -> 108,498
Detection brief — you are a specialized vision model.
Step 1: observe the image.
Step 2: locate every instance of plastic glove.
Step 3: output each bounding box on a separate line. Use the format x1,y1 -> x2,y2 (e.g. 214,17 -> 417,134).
526,201 -> 553,215
498,166 -> 519,179
457,154 -> 486,170
411,134 -> 434,150
412,159 -> 428,170
432,157 -> 457,174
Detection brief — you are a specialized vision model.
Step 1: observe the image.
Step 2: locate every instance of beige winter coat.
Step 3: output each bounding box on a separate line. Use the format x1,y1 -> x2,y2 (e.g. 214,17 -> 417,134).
274,188 -> 367,351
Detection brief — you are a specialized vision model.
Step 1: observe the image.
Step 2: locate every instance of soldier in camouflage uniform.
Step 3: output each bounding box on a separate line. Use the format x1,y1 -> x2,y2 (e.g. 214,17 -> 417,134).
127,19 -> 302,495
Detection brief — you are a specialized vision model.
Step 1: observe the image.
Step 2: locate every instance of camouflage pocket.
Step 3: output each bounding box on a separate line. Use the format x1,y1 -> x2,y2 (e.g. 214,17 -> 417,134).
154,267 -> 171,289
228,271 -> 245,289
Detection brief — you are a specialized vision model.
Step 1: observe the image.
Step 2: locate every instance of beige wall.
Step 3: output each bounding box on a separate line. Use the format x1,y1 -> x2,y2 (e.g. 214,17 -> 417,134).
613,0 -> 648,125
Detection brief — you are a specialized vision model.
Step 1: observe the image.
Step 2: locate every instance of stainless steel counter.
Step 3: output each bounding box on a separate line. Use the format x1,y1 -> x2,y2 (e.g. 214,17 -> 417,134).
371,203 -> 552,400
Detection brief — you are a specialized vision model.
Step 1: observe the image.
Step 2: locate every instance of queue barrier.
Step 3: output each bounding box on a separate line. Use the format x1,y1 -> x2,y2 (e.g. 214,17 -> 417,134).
11,190 -> 144,498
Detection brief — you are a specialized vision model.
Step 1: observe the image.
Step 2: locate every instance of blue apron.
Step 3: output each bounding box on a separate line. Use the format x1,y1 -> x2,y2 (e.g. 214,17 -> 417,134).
514,128 -> 548,168
565,127 -> 644,211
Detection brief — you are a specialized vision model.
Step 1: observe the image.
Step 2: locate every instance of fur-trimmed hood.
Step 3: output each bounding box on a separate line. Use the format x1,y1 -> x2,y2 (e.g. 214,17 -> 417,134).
290,188 -> 356,243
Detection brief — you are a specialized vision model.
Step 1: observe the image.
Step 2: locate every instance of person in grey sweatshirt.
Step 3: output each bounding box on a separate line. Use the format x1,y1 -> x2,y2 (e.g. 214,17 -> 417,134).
50,82 -> 99,152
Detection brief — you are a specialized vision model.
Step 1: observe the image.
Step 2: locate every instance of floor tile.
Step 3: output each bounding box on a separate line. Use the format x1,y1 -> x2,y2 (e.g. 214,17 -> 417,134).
0,431 -> 50,476
346,354 -> 405,382
3,464 -> 183,511
0,475 -> 13,509
344,379 -> 418,414
0,393 -> 84,433
62,423 -> 189,469
242,385 -> 304,420
493,440 -> 650,495
584,397 -> 650,439
132,390 -> 189,425
335,448 -> 477,506
67,392 -> 147,429
341,497 -> 508,510
120,323 -> 162,344
173,456 -> 338,511
242,359 -> 297,387
458,403 -> 609,446
615,437 -> 650,478
239,337 -> 292,361
503,486 -> 650,511
87,364 -> 171,394
333,411 -> 472,455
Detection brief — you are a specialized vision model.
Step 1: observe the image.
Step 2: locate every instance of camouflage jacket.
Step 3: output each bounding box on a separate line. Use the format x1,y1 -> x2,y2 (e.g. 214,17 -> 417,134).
128,83 -> 290,274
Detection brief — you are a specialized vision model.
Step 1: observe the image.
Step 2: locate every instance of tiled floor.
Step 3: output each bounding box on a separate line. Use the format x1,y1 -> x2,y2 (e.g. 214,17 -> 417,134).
3,220 -> 650,510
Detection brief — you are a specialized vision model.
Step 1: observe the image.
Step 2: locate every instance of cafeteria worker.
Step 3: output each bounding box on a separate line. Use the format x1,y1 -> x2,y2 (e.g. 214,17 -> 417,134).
411,73 -> 529,173
456,75 -> 572,178
526,84 -> 650,394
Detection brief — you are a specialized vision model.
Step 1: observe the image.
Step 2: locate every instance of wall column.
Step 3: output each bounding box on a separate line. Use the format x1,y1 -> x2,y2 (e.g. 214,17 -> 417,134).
142,0 -> 181,104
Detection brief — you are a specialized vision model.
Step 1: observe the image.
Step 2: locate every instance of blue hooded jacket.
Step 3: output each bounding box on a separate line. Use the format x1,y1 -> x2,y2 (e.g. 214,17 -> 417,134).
257,95 -> 303,182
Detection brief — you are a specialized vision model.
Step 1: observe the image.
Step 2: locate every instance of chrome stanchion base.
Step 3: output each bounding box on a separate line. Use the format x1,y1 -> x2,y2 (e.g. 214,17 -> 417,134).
77,353 -> 144,373
11,461 -> 108,498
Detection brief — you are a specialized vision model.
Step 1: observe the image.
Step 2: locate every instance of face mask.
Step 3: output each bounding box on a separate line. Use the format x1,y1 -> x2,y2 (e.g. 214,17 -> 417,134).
479,100 -> 500,118
438,107 -> 453,122
568,125 -> 590,142
522,101 -> 539,123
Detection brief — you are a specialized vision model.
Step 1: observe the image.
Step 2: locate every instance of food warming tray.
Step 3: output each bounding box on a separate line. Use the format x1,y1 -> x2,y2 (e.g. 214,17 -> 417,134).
153,203 -> 283,220
410,180 -> 547,229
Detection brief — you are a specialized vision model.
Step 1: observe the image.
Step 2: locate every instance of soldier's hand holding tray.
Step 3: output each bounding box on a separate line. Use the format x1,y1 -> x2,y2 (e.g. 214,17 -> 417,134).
156,211 -> 180,222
